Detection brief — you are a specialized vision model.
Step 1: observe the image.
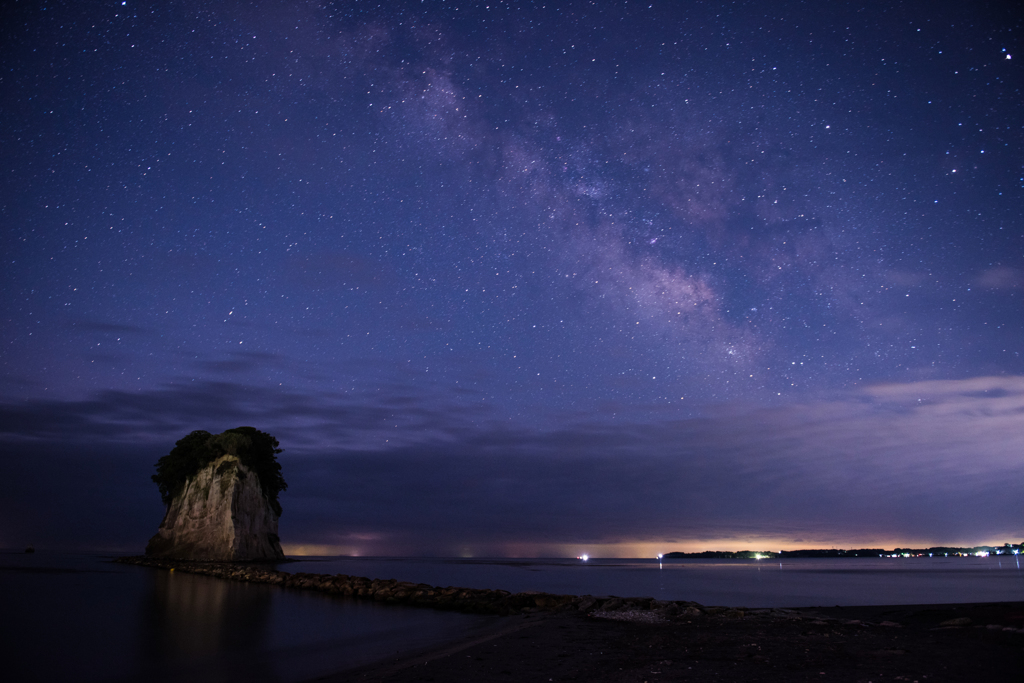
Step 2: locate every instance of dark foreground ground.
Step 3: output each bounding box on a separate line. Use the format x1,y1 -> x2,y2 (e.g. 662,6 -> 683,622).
328,602 -> 1024,682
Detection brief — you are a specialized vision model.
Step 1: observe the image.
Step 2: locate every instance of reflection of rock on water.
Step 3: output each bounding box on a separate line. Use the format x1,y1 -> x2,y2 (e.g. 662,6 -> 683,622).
154,570 -> 261,656
137,568 -> 277,682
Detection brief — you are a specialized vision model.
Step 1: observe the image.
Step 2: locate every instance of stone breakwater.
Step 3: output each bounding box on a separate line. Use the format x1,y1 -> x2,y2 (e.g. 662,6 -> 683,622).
116,556 -> 764,619
121,556 -> 931,627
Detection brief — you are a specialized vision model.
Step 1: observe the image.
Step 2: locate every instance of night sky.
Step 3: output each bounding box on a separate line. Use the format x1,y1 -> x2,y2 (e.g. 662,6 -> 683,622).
2,0 -> 1022,557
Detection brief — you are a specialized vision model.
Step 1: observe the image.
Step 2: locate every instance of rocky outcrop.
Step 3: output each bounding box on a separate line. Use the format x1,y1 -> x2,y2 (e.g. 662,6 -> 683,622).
145,454 -> 284,561
115,556 -> 795,623
116,556 -> 674,616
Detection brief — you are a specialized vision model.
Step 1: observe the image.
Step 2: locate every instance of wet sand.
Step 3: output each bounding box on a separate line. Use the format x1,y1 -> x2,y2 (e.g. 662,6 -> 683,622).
332,601 -> 1024,682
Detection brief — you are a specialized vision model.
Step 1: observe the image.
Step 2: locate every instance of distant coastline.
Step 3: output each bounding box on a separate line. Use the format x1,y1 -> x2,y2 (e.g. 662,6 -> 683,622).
663,542 -> 1024,560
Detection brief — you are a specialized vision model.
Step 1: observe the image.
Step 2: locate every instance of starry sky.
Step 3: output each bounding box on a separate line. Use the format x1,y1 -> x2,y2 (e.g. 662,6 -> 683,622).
2,0 -> 1023,557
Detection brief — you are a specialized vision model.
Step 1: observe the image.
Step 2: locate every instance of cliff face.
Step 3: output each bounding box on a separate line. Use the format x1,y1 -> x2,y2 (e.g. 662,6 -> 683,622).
146,454 -> 284,561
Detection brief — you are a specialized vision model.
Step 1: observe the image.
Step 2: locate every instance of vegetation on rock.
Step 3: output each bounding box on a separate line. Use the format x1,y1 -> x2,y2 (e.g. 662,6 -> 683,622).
152,427 -> 287,515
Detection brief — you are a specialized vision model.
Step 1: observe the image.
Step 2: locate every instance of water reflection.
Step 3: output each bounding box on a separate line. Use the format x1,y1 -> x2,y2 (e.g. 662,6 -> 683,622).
3,554 -> 495,683
289,555 -> 1024,607
135,569 -> 278,682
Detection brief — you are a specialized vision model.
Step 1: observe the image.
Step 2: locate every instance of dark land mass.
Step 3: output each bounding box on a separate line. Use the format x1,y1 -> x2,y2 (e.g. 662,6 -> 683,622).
665,543 -> 1024,559
338,602 -> 1024,682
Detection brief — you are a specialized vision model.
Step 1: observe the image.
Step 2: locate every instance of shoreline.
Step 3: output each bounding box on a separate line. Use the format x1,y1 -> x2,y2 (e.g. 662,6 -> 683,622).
339,602 -> 1024,681
115,555 -> 1024,623
115,555 -> 581,615
117,556 -> 1024,681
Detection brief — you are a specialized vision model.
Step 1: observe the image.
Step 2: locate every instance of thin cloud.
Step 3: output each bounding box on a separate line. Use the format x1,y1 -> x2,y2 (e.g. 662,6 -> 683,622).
2,376 -> 1020,553
976,266 -> 1024,290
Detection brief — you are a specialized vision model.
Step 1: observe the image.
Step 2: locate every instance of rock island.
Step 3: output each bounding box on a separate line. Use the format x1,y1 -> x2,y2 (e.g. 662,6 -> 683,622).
145,427 -> 286,561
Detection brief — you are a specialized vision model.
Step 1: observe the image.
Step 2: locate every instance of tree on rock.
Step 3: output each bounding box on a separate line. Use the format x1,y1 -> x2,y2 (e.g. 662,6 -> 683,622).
152,426 -> 286,515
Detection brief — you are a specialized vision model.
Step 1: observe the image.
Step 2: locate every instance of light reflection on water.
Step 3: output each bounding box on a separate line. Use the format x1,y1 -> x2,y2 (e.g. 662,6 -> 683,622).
288,554 -> 1024,608
134,569 -> 276,681
1,552 -> 493,683
5,552 -> 1024,681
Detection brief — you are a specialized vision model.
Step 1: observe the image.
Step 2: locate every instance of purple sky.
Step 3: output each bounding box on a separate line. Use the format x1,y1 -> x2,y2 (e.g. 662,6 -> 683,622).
2,0 -> 1022,556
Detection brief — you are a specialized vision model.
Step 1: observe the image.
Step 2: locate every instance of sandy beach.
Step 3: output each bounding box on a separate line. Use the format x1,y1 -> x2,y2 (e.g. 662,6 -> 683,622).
337,601 -> 1024,682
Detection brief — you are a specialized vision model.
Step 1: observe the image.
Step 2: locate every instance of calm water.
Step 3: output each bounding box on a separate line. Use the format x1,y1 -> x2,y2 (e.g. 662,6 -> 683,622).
1,552 -> 493,683
287,553 -> 1024,608
5,552 -> 1024,682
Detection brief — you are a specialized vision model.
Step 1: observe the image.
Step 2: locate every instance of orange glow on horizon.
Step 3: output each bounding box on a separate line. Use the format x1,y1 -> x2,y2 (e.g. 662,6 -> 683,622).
282,533 -> 1022,558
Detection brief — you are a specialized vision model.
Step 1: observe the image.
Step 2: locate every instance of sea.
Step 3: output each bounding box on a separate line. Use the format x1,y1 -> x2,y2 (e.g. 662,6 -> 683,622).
4,551 -> 1024,682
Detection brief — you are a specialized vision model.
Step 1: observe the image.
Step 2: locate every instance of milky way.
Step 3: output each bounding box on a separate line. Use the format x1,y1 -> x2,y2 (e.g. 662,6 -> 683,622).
2,1 -> 1022,555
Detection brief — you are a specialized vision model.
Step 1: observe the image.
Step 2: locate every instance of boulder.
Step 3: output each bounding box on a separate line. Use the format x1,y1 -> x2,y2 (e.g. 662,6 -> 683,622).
146,454 -> 284,561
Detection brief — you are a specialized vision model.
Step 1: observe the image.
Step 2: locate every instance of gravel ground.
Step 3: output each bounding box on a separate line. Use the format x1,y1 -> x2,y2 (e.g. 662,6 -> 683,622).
326,601 -> 1024,682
